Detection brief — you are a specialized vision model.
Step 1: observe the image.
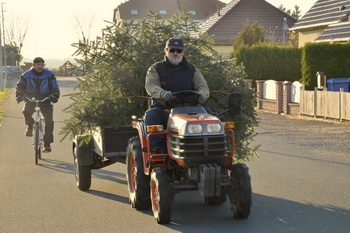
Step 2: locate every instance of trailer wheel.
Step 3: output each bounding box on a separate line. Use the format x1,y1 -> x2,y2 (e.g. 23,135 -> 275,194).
73,145 -> 91,191
228,163 -> 252,219
151,168 -> 173,224
126,136 -> 151,210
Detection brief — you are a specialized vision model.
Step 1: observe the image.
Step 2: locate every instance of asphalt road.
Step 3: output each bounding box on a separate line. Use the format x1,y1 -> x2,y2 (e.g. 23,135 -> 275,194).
0,77 -> 349,233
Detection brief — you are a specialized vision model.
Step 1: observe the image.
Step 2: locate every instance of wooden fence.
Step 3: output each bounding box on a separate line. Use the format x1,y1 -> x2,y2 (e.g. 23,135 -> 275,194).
300,88 -> 350,121
252,79 -> 350,121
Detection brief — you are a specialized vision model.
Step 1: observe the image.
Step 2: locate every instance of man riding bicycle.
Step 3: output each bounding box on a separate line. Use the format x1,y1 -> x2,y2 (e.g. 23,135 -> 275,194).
16,57 -> 60,153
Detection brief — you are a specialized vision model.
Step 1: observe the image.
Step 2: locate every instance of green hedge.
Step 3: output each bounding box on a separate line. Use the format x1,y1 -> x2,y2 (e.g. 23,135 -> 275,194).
302,43 -> 350,89
235,45 -> 302,83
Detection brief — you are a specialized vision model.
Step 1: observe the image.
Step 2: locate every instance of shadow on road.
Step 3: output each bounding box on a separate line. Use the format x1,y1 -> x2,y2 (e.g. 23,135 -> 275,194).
157,193 -> 350,232
92,169 -> 127,185
86,190 -> 130,205
38,158 -> 74,174
259,149 -> 350,167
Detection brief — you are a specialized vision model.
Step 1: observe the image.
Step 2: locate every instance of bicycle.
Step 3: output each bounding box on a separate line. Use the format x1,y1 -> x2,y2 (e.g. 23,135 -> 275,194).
25,96 -> 50,164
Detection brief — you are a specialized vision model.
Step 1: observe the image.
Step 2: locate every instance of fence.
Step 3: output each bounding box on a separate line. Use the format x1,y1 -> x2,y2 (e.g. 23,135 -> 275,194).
300,88 -> 350,121
250,79 -> 350,121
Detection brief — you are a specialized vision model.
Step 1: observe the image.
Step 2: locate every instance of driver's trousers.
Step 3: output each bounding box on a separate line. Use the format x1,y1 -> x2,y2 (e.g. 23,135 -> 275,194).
22,101 -> 54,144
144,107 -> 169,150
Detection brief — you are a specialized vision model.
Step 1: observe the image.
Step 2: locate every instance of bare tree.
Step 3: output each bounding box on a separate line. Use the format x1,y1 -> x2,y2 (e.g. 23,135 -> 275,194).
5,15 -> 29,65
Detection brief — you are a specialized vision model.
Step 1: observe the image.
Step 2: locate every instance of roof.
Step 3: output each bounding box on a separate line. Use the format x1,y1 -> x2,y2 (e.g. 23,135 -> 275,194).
291,0 -> 350,31
114,0 -> 225,21
315,21 -> 350,42
198,0 -> 297,45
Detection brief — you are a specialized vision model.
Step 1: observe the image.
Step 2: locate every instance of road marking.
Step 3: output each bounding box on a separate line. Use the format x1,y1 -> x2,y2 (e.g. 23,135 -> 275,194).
277,217 -> 288,224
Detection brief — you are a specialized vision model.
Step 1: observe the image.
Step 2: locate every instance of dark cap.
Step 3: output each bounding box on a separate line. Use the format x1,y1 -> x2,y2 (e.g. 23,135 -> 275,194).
166,38 -> 184,49
33,57 -> 45,63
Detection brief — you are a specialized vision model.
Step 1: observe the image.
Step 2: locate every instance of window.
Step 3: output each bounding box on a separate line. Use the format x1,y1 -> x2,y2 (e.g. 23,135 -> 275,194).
130,10 -> 139,15
159,10 -> 167,15
188,10 -> 196,15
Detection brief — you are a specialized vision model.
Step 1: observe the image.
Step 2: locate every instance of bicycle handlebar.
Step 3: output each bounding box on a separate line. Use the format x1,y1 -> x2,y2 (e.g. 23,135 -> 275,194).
25,96 -> 50,103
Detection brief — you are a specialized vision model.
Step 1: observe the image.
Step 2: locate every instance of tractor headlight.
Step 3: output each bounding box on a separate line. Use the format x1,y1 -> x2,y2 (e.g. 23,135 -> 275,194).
187,124 -> 203,134
206,123 -> 222,133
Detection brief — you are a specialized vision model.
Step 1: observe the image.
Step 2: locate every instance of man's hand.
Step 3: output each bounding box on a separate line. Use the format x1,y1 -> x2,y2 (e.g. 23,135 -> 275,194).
49,94 -> 58,103
161,91 -> 174,102
16,95 -> 23,104
198,93 -> 207,105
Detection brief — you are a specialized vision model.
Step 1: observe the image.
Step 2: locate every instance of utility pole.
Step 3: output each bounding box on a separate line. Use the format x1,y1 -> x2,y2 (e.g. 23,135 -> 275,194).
282,18 -> 289,46
1,3 -> 6,68
0,3 -> 3,90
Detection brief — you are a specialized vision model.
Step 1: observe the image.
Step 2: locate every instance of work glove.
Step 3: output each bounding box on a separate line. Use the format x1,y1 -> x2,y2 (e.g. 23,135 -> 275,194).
16,95 -> 23,104
161,91 -> 174,102
198,93 -> 207,105
49,94 -> 58,103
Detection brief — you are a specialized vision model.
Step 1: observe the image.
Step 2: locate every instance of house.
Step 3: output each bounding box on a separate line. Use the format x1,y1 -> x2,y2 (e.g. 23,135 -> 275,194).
290,0 -> 350,47
197,0 -> 297,57
113,0 -> 226,25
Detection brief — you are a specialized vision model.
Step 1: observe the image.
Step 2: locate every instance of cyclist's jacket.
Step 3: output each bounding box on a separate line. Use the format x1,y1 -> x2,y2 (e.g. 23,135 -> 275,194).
16,68 -> 60,101
145,56 -> 209,108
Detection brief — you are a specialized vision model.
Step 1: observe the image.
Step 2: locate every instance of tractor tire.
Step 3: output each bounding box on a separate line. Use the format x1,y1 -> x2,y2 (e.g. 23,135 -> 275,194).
229,163 -> 252,219
151,168 -> 173,224
73,144 -> 91,191
126,136 -> 151,210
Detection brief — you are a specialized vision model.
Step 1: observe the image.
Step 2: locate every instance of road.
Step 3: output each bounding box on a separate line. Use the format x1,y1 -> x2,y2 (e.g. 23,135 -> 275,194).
0,77 -> 349,233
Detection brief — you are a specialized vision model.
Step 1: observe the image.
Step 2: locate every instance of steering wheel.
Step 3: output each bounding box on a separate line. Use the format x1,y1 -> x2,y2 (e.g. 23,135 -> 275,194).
166,90 -> 201,108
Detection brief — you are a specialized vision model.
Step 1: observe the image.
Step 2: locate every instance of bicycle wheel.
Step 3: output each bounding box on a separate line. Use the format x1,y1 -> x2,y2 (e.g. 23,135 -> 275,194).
38,119 -> 45,159
34,123 -> 40,164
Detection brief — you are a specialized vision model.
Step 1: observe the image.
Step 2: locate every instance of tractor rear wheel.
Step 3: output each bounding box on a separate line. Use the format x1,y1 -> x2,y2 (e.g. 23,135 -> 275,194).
229,163 -> 252,219
151,168 -> 173,224
126,136 -> 151,210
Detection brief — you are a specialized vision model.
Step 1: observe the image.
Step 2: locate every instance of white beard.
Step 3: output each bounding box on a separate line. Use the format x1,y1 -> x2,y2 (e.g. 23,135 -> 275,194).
167,55 -> 183,65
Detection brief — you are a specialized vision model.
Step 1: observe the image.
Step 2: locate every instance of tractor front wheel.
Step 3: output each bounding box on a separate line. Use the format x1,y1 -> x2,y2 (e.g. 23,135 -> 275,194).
126,136 -> 151,210
151,168 -> 173,224
228,163 -> 252,219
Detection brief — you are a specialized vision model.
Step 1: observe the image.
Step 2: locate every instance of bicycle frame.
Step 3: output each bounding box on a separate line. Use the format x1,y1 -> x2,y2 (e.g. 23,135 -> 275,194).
25,97 -> 50,164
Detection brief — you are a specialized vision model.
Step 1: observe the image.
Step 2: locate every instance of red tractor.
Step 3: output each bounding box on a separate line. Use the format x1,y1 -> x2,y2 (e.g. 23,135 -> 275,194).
126,91 -> 252,224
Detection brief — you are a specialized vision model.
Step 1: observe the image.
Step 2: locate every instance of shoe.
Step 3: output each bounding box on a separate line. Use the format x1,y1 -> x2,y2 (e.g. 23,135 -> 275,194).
43,143 -> 51,153
25,126 -> 33,137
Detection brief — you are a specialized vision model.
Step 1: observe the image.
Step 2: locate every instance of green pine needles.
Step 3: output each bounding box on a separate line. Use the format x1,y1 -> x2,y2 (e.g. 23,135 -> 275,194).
60,11 -> 259,161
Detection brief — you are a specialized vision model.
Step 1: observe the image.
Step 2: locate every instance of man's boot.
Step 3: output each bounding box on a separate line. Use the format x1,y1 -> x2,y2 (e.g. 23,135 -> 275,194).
43,142 -> 51,153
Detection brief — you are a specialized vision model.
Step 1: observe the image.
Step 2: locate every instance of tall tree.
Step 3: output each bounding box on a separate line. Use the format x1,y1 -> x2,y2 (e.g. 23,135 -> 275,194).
278,4 -> 301,20
61,11 -> 259,161
233,20 -> 266,50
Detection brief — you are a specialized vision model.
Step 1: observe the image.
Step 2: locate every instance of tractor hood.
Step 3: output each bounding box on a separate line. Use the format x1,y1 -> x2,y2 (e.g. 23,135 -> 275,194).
168,108 -> 224,137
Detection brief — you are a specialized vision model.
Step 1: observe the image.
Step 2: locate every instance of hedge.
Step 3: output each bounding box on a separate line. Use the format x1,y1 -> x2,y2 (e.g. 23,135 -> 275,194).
301,43 -> 350,89
235,44 -> 302,83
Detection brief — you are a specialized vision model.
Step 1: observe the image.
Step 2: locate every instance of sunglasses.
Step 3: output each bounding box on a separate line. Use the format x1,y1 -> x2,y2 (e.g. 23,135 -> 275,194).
168,48 -> 183,53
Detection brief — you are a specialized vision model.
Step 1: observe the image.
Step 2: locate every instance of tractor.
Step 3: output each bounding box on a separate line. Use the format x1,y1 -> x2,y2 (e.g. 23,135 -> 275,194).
126,90 -> 252,223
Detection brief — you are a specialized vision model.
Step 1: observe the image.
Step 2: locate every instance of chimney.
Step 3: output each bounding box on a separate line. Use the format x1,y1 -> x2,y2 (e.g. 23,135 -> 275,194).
217,4 -> 221,16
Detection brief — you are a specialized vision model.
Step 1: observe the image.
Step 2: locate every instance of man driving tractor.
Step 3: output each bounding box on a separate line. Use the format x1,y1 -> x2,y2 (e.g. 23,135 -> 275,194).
144,38 -> 210,151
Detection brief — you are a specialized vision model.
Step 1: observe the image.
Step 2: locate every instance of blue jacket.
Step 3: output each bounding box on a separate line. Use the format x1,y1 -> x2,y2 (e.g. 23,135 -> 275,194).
16,69 -> 60,100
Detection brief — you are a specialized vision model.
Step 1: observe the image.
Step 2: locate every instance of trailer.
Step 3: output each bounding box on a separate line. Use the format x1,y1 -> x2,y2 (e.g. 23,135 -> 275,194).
72,126 -> 137,191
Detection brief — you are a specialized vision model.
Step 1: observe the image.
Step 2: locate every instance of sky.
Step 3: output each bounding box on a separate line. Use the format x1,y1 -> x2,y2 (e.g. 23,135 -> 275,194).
6,0 -> 317,67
